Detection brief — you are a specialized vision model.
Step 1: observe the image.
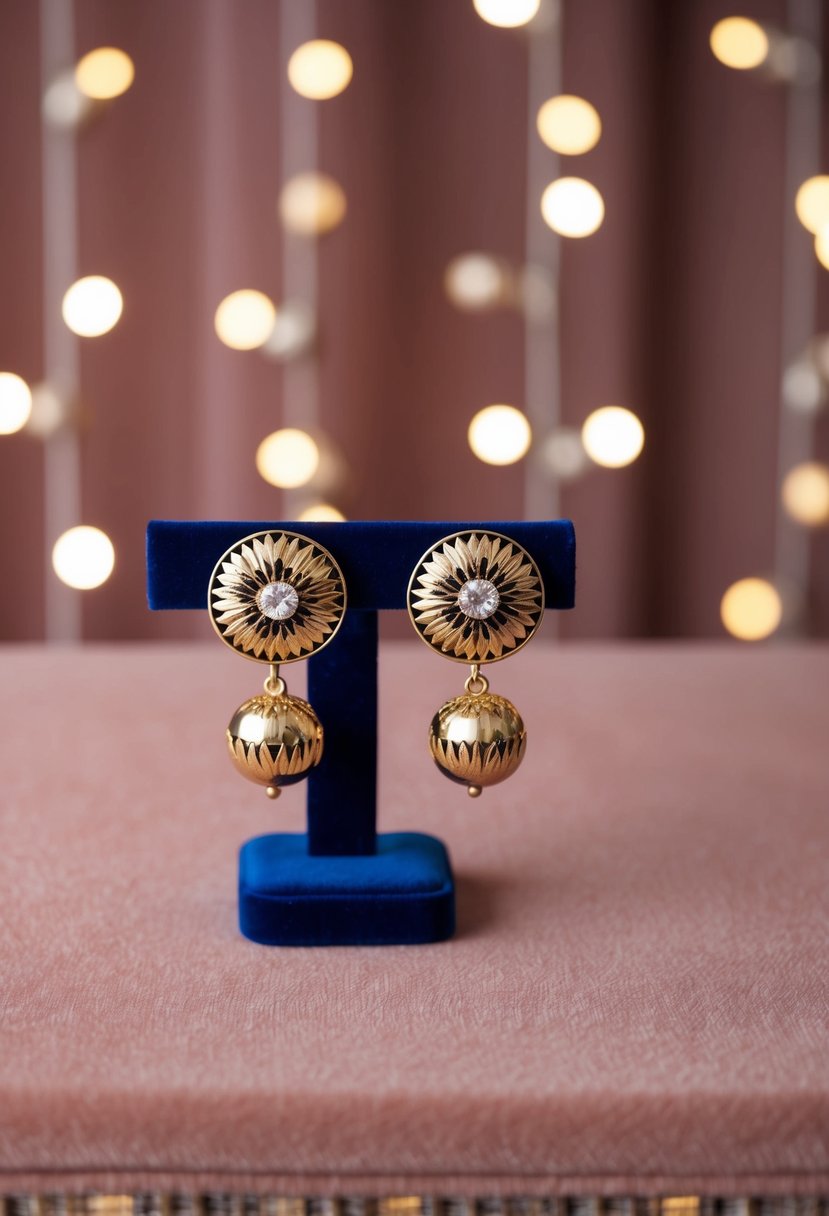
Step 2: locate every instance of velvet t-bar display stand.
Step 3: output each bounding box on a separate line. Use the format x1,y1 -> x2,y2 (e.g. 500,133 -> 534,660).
146,519 -> 576,946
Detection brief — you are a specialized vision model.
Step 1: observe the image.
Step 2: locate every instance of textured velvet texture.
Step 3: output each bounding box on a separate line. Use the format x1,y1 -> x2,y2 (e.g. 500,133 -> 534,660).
1,643 -> 828,1197
239,832 -> 455,946
145,520 -> 577,611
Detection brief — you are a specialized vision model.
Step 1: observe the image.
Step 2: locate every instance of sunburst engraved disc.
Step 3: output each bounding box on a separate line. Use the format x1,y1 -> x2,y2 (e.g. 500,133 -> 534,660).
407,530 -> 545,664
208,530 -> 346,664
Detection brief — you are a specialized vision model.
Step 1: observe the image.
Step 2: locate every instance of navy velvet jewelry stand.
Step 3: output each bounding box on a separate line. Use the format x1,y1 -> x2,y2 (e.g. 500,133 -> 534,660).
146,519 -> 576,946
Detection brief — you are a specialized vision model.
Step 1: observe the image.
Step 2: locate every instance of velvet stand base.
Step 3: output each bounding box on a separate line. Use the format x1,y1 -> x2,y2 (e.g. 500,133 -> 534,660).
238,831 -> 456,946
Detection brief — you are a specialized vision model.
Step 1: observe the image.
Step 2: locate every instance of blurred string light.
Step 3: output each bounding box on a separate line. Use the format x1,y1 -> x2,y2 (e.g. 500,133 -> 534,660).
539,426 -> 590,481
279,172 -> 347,236
75,47 -> 135,100
51,525 -> 115,590
781,461 -> 829,526
720,577 -> 782,641
214,289 -> 276,350
473,0 -> 541,29
709,17 -> 769,70
782,355 -> 826,414
61,275 -> 123,337
581,405 -> 644,468
536,95 -> 601,155
0,373 -> 33,434
27,382 -> 72,439
256,428 -> 320,488
541,177 -> 604,238
794,175 -> 829,234
42,70 -> 94,130
298,502 -> 346,522
263,299 -> 317,360
468,404 -> 532,465
444,253 -> 512,311
287,40 -> 353,100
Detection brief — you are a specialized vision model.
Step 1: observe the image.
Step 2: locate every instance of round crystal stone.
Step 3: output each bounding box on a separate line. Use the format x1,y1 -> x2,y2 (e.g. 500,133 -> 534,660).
457,578 -> 500,621
257,581 -> 299,621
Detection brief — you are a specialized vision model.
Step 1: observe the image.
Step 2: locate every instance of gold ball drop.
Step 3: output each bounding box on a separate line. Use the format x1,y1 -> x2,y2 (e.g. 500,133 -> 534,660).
429,690 -> 526,794
226,692 -> 324,796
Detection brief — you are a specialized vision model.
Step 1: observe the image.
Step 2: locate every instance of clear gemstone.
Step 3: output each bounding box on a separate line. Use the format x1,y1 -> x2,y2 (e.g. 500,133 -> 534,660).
457,578 -> 499,620
257,581 -> 299,621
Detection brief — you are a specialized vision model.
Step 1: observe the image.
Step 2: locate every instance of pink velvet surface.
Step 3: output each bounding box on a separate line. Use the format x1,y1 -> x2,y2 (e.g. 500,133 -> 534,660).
1,642 -> 828,1197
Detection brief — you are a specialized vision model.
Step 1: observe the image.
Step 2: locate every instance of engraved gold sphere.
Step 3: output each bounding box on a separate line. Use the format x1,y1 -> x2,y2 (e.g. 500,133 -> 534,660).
429,691 -> 526,797
227,693 -> 323,798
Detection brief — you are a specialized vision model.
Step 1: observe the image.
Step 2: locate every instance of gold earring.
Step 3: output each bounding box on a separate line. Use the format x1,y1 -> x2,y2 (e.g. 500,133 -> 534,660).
208,530 -> 346,800
407,530 -> 544,798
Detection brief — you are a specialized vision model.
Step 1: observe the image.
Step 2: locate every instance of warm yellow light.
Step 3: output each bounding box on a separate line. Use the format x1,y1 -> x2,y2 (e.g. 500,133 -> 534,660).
541,177 -> 604,238
0,373 -> 33,435
75,47 -> 135,100
444,253 -> 509,311
279,172 -> 347,236
62,276 -> 123,337
473,0 -> 541,28
795,176 -> 829,235
256,428 -> 320,488
581,405 -> 644,468
468,405 -> 532,465
298,503 -> 346,522
721,577 -> 782,641
536,95 -> 601,155
709,18 -> 769,69
52,526 -> 115,590
287,40 -> 353,100
781,461 -> 829,526
214,290 -> 276,350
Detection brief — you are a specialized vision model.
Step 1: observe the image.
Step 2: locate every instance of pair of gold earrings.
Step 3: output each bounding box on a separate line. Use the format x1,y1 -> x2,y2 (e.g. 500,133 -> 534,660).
207,528 -> 544,801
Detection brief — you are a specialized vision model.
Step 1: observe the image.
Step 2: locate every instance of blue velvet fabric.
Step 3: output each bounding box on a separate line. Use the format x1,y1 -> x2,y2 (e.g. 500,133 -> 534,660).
146,519 -> 576,610
146,518 -> 575,946
239,831 -> 455,945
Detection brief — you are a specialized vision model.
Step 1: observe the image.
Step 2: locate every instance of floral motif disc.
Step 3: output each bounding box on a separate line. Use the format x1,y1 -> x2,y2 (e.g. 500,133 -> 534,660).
208,531 -> 346,664
407,530 -> 544,663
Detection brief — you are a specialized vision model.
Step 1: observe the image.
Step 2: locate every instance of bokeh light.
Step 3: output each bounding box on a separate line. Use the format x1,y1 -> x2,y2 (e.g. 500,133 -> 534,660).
444,253 -> 510,311
541,177 -> 605,238
795,176 -> 829,234
581,406 -> 644,468
27,382 -> 69,439
52,526 -> 115,590
781,462 -> 829,526
298,503 -> 347,522
214,290 -> 276,350
720,577 -> 782,641
287,40 -> 353,100
0,373 -> 33,435
473,0 -> 541,28
75,47 -> 135,100
540,427 -> 590,481
42,70 -> 94,129
263,300 -> 317,360
468,405 -> 532,465
62,276 -> 123,337
536,95 -> 601,155
709,18 -> 769,69
279,172 -> 347,236
782,358 -> 826,415
256,428 -> 320,488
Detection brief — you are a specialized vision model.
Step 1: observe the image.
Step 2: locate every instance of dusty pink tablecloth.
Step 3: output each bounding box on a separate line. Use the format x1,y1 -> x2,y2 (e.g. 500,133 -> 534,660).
1,642 -> 827,1197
